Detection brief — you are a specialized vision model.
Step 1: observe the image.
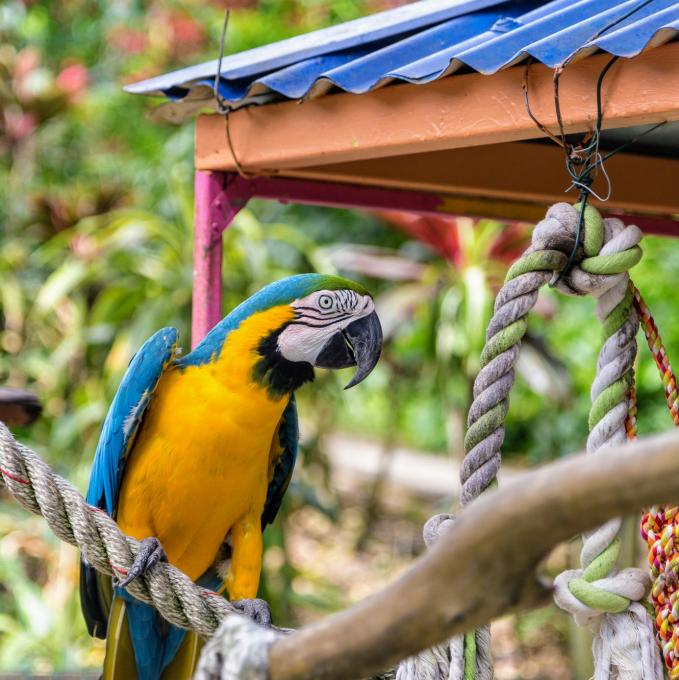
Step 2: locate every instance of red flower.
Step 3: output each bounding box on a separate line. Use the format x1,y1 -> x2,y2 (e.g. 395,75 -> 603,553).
167,11 -> 205,50
56,63 -> 88,100
4,108 -> 37,143
109,27 -> 149,55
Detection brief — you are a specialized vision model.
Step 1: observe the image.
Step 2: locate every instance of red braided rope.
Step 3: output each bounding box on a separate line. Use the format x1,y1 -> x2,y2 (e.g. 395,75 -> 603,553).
634,286 -> 679,676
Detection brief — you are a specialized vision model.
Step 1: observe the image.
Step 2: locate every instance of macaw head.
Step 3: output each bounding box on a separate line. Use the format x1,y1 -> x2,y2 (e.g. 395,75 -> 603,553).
186,274 -> 383,396
270,275 -> 382,390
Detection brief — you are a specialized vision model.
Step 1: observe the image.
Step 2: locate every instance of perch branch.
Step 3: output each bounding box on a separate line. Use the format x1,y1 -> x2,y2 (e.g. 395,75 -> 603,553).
269,431 -> 679,680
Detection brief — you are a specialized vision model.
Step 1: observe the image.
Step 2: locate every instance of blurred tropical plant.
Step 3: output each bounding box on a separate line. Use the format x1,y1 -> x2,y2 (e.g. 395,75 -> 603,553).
3,0 -> 679,674
0,510 -> 101,671
351,213 -> 570,458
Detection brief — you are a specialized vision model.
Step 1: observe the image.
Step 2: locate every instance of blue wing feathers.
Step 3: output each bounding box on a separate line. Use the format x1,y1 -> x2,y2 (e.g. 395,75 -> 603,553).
262,395 -> 299,527
86,327 -> 178,514
81,327 -> 178,649
118,589 -> 187,680
83,321 -> 299,679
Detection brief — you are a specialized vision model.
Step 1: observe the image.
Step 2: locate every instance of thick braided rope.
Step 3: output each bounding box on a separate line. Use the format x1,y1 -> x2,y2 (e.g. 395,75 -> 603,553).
396,516 -> 463,680
547,219 -> 664,680
0,422 -> 404,680
636,288 -> 679,677
461,204 -> 643,505
0,420 -> 283,677
458,203 -> 659,679
397,203 -> 649,680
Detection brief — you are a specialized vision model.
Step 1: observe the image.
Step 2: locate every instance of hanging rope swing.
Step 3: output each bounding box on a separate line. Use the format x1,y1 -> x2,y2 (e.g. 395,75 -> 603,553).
403,19 -> 673,678
400,204 -> 661,680
2,194 -> 679,679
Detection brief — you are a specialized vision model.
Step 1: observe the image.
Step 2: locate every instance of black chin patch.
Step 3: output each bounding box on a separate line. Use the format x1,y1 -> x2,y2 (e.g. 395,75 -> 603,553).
253,326 -> 315,397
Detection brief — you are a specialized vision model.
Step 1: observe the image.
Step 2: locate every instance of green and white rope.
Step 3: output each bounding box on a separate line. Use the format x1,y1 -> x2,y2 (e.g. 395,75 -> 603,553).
402,203 -> 660,680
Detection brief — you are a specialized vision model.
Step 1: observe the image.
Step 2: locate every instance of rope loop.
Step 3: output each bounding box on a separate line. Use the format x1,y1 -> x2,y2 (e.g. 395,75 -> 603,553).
410,201 -> 648,679
0,421 -> 277,645
456,201 -> 660,680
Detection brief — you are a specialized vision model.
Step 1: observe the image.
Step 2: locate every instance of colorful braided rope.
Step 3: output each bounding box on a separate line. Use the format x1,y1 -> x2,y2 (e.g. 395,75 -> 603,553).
634,286 -> 679,677
635,287 -> 679,428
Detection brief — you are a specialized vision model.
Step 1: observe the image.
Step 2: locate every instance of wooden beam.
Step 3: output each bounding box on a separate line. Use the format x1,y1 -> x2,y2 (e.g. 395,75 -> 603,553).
267,431 -> 679,680
196,43 -> 679,172
282,141 -> 679,227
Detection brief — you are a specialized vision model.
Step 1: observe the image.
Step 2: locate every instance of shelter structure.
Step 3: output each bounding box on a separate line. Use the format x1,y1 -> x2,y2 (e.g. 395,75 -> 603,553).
125,0 -> 679,345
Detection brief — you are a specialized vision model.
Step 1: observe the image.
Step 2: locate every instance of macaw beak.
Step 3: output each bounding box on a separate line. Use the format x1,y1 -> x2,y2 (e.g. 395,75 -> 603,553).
314,310 -> 383,389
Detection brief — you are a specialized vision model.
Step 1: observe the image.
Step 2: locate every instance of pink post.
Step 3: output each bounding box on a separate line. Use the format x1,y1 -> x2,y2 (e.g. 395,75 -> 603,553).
191,171 -> 253,347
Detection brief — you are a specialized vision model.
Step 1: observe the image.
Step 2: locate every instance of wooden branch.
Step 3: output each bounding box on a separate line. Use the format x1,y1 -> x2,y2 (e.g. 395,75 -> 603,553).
268,431 -> 679,680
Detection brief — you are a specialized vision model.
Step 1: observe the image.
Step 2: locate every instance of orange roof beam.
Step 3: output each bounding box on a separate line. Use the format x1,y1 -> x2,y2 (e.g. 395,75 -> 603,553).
196,42 -> 679,173
285,141 -> 679,224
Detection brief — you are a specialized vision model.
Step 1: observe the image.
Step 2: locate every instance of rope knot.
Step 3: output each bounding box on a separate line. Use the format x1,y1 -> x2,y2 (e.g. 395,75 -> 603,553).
194,616 -> 282,680
553,522 -> 651,628
422,513 -> 455,548
529,203 -> 642,300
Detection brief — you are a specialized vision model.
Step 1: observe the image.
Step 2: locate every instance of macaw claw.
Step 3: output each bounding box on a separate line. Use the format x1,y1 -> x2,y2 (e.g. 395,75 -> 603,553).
231,598 -> 272,626
118,537 -> 167,588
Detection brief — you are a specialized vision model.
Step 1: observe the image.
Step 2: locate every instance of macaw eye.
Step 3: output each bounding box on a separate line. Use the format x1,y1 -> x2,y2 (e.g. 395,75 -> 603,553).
318,294 -> 333,310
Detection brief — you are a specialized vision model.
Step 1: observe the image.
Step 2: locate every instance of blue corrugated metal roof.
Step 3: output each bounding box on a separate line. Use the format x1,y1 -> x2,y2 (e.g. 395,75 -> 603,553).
126,0 -> 679,120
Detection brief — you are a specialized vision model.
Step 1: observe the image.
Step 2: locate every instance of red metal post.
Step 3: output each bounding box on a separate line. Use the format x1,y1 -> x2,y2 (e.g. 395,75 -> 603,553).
247,175 -> 445,215
191,171 -> 253,347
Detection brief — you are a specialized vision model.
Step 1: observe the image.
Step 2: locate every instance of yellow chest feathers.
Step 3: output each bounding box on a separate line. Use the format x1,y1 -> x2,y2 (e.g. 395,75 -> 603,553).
116,306 -> 296,561
147,304 -> 295,447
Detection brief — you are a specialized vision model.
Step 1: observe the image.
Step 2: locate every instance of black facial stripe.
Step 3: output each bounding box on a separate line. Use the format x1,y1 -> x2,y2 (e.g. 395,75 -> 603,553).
295,305 -> 347,319
295,305 -> 335,316
255,325 -> 315,397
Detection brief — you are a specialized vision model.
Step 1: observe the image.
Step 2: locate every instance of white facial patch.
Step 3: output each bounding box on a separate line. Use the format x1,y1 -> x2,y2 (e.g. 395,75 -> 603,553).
277,289 -> 374,364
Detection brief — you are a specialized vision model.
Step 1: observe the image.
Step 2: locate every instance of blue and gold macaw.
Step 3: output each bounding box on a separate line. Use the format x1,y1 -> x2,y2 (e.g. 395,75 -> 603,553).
79,273 -> 382,680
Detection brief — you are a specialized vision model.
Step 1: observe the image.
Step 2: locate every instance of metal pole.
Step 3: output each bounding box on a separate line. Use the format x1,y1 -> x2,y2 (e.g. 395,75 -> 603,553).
191,171 -> 252,347
192,171 -> 225,347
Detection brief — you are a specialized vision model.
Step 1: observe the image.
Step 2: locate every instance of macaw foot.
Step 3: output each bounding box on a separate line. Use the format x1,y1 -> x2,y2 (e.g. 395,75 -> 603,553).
118,537 -> 167,588
231,598 -> 272,626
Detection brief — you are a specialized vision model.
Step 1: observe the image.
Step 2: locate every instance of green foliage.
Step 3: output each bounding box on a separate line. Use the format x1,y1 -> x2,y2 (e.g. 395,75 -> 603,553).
0,0 -> 402,670
3,0 -> 679,673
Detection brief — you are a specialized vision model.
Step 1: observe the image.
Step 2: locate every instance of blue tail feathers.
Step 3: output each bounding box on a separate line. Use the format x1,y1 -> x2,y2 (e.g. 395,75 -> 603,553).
117,589 -> 187,680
